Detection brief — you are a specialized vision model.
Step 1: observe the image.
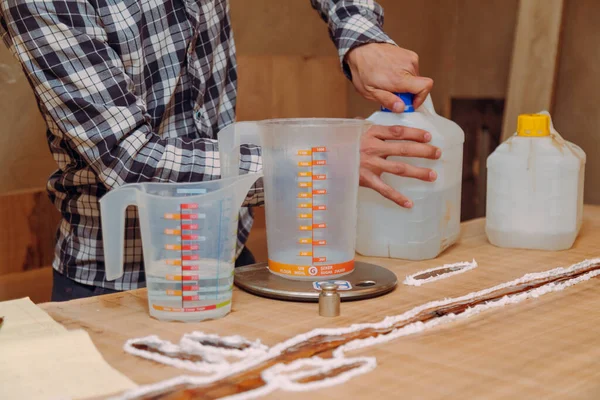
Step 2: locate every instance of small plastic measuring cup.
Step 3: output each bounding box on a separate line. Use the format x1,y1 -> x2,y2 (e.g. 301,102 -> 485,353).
219,119 -> 370,281
100,173 -> 261,322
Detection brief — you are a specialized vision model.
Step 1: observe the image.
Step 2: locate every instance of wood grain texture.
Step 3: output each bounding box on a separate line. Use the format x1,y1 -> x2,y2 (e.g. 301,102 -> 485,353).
501,0 -> 565,140
237,55 -> 347,121
41,206 -> 600,399
0,189 -> 60,275
553,0 -> 600,205
0,266 -> 52,303
0,46 -> 55,194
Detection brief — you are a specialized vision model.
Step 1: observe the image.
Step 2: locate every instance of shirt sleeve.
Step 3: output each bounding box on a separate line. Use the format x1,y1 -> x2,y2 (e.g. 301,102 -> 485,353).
310,0 -> 397,80
0,1 -> 262,206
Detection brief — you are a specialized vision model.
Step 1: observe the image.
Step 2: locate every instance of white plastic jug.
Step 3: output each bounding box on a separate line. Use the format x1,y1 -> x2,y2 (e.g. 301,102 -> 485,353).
486,112 -> 586,250
219,119 -> 371,280
100,173 -> 262,322
356,93 -> 465,260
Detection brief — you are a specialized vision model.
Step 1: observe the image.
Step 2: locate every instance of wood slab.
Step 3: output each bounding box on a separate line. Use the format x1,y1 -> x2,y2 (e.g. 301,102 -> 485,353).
41,206 -> 600,399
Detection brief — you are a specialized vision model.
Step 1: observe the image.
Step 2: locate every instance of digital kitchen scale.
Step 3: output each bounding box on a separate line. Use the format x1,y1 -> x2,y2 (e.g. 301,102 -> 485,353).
234,261 -> 397,302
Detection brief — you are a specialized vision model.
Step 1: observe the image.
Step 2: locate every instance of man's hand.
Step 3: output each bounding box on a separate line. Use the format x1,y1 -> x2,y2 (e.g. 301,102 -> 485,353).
360,125 -> 441,208
346,43 -> 433,112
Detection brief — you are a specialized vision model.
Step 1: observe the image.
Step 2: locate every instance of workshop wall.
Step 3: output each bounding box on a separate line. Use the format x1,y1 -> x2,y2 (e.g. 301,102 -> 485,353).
0,0 -> 599,302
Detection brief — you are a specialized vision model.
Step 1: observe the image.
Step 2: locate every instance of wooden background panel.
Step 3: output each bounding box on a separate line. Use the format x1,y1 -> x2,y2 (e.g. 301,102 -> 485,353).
501,0 -> 565,140
0,46 -> 55,194
0,189 -> 59,275
347,0 -> 519,119
553,0 -> 600,205
229,0 -> 336,56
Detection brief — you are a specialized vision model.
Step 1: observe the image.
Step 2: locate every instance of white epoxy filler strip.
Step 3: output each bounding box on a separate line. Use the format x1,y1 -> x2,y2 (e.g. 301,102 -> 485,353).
113,258 -> 600,400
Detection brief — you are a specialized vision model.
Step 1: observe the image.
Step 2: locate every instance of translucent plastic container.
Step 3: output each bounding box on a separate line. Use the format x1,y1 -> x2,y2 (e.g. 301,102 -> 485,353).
100,173 -> 262,322
219,119 -> 370,280
486,112 -> 586,250
356,94 -> 465,260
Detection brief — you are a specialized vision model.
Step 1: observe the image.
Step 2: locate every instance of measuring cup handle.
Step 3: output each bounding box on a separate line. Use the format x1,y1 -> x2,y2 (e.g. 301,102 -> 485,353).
218,121 -> 262,179
99,185 -> 139,281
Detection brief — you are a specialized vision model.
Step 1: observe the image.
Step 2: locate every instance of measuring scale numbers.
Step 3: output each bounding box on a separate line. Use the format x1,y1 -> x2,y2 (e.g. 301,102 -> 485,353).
296,147 -> 353,277
156,190 -> 235,313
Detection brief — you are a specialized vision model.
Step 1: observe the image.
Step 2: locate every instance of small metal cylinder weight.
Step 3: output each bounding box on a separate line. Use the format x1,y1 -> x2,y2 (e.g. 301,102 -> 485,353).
319,282 -> 340,317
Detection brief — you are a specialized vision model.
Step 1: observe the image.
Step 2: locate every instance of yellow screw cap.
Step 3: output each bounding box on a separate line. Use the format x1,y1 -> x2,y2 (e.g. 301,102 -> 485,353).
517,114 -> 550,137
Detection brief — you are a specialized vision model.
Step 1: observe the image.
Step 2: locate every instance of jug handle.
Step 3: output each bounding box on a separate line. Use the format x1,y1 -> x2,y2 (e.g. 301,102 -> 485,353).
218,121 -> 262,178
99,185 -> 139,281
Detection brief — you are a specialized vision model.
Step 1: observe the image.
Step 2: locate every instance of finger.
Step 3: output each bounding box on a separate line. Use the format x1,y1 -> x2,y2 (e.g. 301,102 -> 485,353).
364,157 -> 437,182
377,141 -> 441,159
392,75 -> 433,109
369,125 -> 432,143
360,169 -> 413,208
369,88 -> 405,113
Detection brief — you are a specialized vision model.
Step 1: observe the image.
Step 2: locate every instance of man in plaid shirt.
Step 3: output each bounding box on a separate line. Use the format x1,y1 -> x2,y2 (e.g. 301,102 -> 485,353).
0,0 -> 439,301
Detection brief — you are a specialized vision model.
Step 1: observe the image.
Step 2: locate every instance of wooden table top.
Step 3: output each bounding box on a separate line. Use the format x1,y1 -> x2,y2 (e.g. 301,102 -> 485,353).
41,206 -> 600,399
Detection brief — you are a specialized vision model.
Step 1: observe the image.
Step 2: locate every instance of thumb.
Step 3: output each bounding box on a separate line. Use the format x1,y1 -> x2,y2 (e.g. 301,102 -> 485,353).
394,75 -> 434,109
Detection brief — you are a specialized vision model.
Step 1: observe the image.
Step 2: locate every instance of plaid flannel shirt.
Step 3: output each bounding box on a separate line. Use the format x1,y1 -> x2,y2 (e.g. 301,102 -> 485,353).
0,0 -> 395,290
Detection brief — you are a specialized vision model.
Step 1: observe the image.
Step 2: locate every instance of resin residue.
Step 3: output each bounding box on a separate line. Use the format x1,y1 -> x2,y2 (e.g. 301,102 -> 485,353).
403,259 -> 478,286
113,258 -> 600,400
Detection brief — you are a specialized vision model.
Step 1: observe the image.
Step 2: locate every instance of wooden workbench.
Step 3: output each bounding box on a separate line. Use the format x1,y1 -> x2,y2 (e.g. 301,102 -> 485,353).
41,206 -> 600,399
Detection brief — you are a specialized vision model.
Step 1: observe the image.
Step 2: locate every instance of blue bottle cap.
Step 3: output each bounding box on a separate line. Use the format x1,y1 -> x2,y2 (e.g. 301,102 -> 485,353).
381,93 -> 415,113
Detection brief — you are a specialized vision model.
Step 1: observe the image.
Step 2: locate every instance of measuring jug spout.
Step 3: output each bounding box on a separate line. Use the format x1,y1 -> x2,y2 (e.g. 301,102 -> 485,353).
99,184 -> 142,281
218,121 -> 262,179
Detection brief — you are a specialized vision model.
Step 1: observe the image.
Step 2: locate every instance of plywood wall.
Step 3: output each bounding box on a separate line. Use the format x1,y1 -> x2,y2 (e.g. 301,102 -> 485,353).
553,0 -> 600,205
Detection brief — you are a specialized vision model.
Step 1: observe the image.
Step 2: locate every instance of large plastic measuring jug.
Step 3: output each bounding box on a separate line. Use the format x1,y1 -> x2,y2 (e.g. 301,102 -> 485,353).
100,173 -> 261,322
219,119 -> 370,281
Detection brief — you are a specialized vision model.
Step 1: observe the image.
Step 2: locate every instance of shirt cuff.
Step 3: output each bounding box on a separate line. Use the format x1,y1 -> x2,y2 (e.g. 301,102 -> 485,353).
334,14 -> 397,80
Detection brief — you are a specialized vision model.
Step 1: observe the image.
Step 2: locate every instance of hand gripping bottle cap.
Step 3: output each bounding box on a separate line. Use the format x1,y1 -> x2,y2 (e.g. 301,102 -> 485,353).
381,93 -> 415,113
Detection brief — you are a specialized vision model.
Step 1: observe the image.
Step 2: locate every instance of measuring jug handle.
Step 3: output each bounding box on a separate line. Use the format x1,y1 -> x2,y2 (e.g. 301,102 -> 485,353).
218,121 -> 261,179
99,185 -> 139,281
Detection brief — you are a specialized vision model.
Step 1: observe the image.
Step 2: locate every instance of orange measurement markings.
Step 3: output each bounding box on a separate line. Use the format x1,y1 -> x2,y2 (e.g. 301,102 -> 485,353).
298,171 -> 312,177
298,203 -> 312,209
313,160 -> 327,166
180,214 -> 199,220
182,244 -> 199,251
181,203 -> 198,210
298,182 -> 313,188
313,205 -> 327,211
165,259 -> 182,266
182,284 -> 199,291
298,238 -> 312,244
299,251 -> 313,257
313,223 -> 327,229
313,257 -> 327,263
182,265 -> 199,271
298,161 -> 311,167
165,244 -> 181,251
312,174 -> 327,180
164,228 -> 181,235
312,147 -> 327,152
182,254 -> 199,261
298,213 -> 312,219
298,192 -> 313,199
297,150 -> 312,156
183,295 -> 200,301
166,290 -> 182,296
165,274 -> 182,281
313,189 -> 327,195
313,240 -> 327,246
181,234 -> 200,241
299,225 -> 313,231
182,275 -> 199,281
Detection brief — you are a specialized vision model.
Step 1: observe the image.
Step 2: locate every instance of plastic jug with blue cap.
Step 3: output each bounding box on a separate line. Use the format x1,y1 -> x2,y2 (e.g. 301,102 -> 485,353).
356,93 -> 465,260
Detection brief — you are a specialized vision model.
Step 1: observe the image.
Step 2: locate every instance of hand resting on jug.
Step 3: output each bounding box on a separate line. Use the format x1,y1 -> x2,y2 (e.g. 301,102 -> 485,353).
345,43 -> 440,208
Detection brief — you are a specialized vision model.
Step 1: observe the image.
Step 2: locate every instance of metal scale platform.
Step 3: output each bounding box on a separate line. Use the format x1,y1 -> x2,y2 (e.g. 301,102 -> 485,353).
234,261 -> 398,302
